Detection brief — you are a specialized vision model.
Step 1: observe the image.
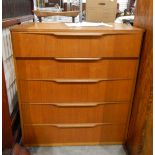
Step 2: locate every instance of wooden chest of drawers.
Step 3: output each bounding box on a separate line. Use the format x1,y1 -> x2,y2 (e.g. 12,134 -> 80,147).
11,23 -> 143,146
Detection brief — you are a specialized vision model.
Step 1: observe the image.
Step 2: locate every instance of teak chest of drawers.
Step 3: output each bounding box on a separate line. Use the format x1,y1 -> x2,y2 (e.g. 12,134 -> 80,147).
11,23 -> 143,146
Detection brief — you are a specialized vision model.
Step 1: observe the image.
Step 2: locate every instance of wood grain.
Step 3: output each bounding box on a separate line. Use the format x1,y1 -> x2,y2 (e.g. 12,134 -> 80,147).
10,22 -> 144,32
21,102 -> 129,124
18,80 -> 134,103
16,59 -> 138,80
11,23 -> 144,146
12,32 -> 142,58
125,0 -> 153,154
23,124 -> 126,145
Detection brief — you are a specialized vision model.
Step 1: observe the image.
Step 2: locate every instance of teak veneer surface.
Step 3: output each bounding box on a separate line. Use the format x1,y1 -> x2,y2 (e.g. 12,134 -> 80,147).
11,23 -> 144,146
21,103 -> 129,124
19,80 -> 133,103
16,59 -> 138,79
23,124 -> 126,145
11,22 -> 143,33
12,32 -> 142,57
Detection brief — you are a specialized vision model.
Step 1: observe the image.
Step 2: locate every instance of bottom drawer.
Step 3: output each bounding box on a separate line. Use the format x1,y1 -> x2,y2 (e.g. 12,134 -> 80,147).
23,124 -> 126,146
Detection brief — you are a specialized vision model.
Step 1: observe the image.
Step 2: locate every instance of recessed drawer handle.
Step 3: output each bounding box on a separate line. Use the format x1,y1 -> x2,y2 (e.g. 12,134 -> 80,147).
25,123 -> 118,128
54,58 -> 102,61
54,79 -> 102,83
53,103 -> 102,107
25,78 -> 129,82
53,123 -> 111,128
52,32 -> 105,36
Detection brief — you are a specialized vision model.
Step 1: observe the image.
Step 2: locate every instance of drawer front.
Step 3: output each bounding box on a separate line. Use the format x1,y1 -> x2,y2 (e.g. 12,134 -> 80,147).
12,33 -> 142,57
19,80 -> 133,103
21,103 -> 129,124
23,124 -> 125,145
16,59 -> 138,80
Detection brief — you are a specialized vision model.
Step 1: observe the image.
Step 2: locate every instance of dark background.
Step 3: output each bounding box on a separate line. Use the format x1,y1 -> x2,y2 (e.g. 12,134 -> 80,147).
2,0 -> 33,19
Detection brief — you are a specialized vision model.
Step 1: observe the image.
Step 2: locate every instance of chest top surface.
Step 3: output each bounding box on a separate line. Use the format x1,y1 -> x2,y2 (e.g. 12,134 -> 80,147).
11,22 -> 144,34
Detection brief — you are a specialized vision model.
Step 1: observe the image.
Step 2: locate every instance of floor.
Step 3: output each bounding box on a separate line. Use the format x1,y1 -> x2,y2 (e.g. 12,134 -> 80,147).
29,145 -> 127,155
3,145 -> 127,155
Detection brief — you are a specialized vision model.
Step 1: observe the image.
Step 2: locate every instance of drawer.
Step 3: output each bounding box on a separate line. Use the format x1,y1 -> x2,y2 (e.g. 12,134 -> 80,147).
16,59 -> 138,80
12,33 -> 142,57
21,102 -> 129,124
19,80 -> 133,103
23,124 -> 126,145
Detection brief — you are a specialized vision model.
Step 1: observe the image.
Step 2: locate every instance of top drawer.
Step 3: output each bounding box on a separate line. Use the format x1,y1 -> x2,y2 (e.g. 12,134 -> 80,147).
11,32 -> 142,58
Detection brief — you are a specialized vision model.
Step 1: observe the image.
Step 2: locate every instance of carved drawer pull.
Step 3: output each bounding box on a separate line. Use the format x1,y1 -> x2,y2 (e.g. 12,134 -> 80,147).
53,123 -> 112,128
25,123 -> 118,128
25,123 -> 112,128
25,78 -> 130,82
54,79 -> 102,83
52,32 -> 104,36
52,102 -> 102,107
51,102 -> 126,107
54,57 -> 102,61
26,101 -> 128,107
